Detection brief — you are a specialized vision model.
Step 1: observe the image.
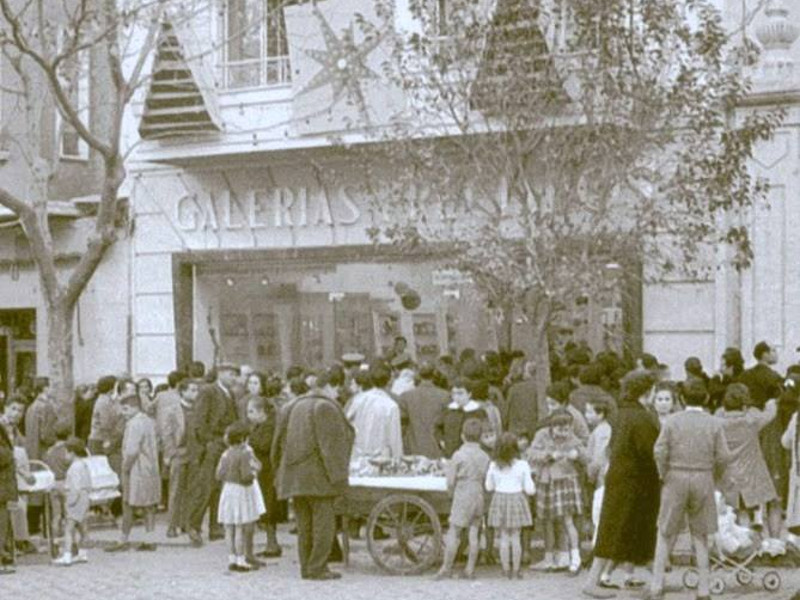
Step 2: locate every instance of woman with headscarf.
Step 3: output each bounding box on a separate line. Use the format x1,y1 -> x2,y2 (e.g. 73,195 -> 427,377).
582,371 -> 660,599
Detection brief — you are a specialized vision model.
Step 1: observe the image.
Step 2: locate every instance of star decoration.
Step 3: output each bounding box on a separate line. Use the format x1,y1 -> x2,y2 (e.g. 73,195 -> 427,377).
299,6 -> 382,111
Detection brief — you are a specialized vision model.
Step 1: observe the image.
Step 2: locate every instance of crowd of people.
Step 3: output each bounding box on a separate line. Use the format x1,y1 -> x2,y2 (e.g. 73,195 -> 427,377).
1,334 -> 799,597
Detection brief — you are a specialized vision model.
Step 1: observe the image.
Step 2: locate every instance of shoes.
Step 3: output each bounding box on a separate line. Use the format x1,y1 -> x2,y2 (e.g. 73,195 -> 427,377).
581,587 -> 617,599
530,558 -> 555,571
256,547 -> 282,558
188,531 -> 203,547
599,579 -> 621,590
74,551 -> 89,564
16,541 -> 38,555
228,563 -> 252,573
246,557 -> 266,568
306,570 -> 342,580
105,542 -> 131,553
434,570 -> 452,580
52,554 -> 73,567
209,529 -> 225,542
136,543 -> 157,552
166,528 -> 179,539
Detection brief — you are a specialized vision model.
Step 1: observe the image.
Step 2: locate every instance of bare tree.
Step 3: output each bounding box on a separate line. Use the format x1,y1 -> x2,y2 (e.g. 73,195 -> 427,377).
0,0 -> 164,418
344,0 -> 781,393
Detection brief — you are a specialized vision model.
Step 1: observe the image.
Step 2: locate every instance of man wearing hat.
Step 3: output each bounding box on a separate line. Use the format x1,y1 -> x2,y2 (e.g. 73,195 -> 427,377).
188,362 -> 239,541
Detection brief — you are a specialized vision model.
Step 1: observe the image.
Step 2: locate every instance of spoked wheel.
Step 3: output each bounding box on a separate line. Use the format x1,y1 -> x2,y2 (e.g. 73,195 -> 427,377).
762,570 -> 781,592
683,568 -> 700,589
366,494 -> 442,575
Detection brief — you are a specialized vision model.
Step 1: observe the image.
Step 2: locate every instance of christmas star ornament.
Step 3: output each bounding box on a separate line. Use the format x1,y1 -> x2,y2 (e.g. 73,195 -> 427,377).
299,6 -> 382,110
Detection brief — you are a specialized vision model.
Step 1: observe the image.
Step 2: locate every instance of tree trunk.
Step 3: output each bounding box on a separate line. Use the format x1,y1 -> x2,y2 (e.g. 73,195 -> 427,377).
46,300 -> 76,431
528,296 -> 552,420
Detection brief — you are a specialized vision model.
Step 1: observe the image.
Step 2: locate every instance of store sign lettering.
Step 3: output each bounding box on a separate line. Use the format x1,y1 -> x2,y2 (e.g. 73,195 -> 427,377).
176,185 -> 362,232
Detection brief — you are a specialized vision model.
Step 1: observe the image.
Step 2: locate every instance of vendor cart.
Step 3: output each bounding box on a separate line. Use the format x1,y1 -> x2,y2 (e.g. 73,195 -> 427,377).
340,476 -> 450,575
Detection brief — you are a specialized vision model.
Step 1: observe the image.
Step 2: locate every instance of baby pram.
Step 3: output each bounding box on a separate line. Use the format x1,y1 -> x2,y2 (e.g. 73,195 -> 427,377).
84,452 -> 122,526
683,492 -> 781,594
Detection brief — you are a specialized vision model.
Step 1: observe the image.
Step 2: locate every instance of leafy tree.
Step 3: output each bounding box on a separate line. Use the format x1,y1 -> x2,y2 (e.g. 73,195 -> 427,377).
348,0 -> 780,391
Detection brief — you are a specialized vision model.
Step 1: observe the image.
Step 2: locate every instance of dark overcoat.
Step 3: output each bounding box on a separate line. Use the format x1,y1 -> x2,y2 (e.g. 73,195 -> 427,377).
594,401 -> 660,565
271,394 -> 354,499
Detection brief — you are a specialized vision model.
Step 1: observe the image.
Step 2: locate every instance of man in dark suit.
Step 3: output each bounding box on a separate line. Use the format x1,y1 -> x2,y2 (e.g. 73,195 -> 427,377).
272,367 -> 354,580
188,363 -> 238,541
396,363 -> 450,458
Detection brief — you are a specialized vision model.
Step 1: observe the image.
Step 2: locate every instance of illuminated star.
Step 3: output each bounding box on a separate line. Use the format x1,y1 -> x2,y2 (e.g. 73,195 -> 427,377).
300,6 -> 382,110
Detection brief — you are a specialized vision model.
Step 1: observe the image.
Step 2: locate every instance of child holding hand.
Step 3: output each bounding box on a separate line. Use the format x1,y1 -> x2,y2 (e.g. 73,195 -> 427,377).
436,418 -> 490,580
529,409 -> 586,574
486,432 -> 536,579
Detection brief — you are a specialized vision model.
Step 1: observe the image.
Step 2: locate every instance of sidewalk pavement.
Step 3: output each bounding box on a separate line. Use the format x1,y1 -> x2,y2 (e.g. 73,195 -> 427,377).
2,518 -> 799,600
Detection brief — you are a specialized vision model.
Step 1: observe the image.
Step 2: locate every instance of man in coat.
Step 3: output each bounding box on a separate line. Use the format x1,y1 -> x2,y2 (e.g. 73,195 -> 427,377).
397,363 -> 450,458
189,363 -> 238,541
502,361 -> 539,436
272,367 -> 354,580
0,397 -> 18,574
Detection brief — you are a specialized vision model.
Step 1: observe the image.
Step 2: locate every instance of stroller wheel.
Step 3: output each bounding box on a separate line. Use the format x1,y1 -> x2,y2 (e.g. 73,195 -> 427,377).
710,577 -> 726,595
683,568 -> 700,589
735,569 -> 753,586
762,570 -> 781,592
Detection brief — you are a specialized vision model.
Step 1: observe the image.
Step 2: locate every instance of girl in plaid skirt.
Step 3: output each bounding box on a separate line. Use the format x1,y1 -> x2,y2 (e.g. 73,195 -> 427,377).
528,410 -> 586,574
485,433 -> 536,579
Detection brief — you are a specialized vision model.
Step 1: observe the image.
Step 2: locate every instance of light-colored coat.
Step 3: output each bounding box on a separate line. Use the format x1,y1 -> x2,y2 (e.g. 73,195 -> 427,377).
24,397 -> 58,461
122,412 -> 161,507
782,413 -> 800,528
346,388 -> 403,460
716,402 -> 777,509
155,389 -> 183,463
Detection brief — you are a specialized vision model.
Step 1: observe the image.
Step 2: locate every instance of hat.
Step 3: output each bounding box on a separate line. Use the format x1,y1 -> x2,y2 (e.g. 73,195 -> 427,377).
391,352 -> 412,369
754,341 -> 772,360
342,352 -> 366,366
217,362 -> 240,375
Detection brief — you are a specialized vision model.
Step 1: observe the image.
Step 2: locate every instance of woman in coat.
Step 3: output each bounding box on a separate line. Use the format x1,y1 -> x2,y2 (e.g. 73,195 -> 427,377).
0,420 -> 18,574
582,371 -> 660,599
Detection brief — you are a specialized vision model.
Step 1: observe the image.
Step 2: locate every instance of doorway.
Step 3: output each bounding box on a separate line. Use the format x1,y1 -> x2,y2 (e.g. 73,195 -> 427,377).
0,309 -> 37,398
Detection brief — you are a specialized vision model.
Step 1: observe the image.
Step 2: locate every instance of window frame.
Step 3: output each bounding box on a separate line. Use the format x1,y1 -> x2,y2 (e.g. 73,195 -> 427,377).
55,34 -> 91,162
218,0 -> 291,91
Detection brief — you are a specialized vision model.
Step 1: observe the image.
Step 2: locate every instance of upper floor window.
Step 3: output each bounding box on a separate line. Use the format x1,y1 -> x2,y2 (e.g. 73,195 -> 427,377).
57,37 -> 90,160
220,0 -> 291,89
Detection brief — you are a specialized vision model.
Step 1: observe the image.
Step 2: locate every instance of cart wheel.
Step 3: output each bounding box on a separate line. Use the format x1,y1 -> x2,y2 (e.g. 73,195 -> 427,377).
366,494 -> 442,575
762,570 -> 781,592
735,569 -> 753,586
683,568 -> 700,589
710,577 -> 726,595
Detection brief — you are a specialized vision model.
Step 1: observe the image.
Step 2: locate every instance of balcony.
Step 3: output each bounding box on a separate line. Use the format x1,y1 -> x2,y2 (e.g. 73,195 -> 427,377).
218,54 -> 292,90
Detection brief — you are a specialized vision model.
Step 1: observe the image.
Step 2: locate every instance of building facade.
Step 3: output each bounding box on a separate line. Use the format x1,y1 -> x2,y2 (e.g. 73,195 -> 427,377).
121,0 -> 800,382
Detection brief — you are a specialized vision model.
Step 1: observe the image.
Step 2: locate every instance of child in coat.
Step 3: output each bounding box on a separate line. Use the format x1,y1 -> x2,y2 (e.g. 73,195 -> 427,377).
217,421 -> 265,572
436,418 -> 491,580
528,409 -> 586,574
52,437 -> 92,566
715,384 -> 781,542
486,432 -> 536,579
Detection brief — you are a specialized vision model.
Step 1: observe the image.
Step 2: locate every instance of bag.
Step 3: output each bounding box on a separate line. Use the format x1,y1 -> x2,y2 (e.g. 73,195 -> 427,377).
84,455 -> 121,502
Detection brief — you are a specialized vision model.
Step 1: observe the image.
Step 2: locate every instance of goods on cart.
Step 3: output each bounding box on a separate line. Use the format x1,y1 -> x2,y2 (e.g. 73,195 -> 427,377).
349,455 -> 447,478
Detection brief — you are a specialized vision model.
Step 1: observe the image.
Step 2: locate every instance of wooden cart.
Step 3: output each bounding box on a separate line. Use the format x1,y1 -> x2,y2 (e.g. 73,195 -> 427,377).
339,476 -> 451,575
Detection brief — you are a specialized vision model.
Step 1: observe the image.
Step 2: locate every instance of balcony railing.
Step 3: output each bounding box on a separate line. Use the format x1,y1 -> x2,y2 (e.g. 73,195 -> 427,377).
219,54 -> 291,90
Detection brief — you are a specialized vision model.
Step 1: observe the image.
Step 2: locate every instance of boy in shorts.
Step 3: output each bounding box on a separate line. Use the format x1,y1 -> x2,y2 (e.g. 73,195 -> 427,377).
646,379 -> 731,600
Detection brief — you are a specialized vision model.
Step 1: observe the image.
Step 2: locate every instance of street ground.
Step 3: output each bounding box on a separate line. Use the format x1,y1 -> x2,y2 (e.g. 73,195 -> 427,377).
3,517 -> 800,600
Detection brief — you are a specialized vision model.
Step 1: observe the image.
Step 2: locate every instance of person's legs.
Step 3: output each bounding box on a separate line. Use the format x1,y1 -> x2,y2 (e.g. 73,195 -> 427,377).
543,518 -> 556,567
767,499 -> 783,540
225,524 -> 237,566
465,524 -> 480,576
564,515 -> 581,572
649,530 -> 674,596
243,522 -> 257,562
582,557 -> 616,598
437,525 -> 461,577
293,496 -> 313,577
265,521 -> 280,552
499,528 -> 511,574
509,527 -> 522,576
121,502 -> 133,543
233,525 -> 249,569
692,534 -> 710,598
307,496 -> 336,577
166,460 -> 183,533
